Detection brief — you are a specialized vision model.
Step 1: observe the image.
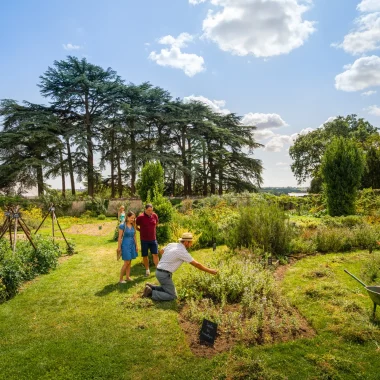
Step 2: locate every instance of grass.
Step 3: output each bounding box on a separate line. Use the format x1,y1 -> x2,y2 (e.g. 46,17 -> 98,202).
1,218 -> 380,379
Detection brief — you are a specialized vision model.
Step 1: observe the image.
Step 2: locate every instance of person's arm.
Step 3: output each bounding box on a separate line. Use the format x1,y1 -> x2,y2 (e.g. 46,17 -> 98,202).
135,217 -> 141,232
117,228 -> 123,253
159,247 -> 165,255
190,260 -> 217,275
134,232 -> 138,253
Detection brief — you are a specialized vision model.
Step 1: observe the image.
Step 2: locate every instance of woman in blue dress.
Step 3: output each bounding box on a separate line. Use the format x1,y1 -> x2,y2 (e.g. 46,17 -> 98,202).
117,211 -> 138,283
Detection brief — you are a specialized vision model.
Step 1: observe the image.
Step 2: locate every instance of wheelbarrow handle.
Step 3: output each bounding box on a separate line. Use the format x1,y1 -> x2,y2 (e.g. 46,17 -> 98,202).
344,269 -> 367,287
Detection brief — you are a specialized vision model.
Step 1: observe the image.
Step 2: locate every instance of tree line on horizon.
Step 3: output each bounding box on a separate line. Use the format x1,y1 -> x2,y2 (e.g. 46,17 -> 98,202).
0,56 -> 264,198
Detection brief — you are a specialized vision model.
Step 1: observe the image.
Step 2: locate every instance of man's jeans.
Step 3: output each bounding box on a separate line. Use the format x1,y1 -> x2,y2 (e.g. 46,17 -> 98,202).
151,270 -> 177,301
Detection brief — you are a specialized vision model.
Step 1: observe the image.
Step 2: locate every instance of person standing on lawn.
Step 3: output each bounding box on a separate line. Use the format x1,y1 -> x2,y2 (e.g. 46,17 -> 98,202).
118,205 -> 125,223
117,211 -> 138,283
142,232 -> 218,300
136,204 -> 159,277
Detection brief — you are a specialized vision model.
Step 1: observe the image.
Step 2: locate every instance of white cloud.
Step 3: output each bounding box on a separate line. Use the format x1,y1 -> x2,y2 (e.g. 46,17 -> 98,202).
357,0 -> 380,13
201,0 -> 316,58
158,33 -> 194,48
62,43 -> 81,50
149,33 -> 205,77
332,12 -> 380,55
183,95 -> 230,113
264,135 -> 293,152
361,90 -> 377,96
335,55 -> 380,91
264,127 -> 313,152
318,116 -> 336,128
366,105 -> 380,116
189,0 -> 206,4
241,113 -> 288,129
254,129 -> 276,141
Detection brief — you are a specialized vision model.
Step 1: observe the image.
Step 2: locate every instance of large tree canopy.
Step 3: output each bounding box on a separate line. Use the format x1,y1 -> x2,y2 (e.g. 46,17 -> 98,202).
39,56 -> 125,197
0,56 -> 264,197
289,115 -> 379,191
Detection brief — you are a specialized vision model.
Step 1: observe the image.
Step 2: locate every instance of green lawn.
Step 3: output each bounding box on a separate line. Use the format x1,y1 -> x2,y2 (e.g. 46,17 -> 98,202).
0,221 -> 379,379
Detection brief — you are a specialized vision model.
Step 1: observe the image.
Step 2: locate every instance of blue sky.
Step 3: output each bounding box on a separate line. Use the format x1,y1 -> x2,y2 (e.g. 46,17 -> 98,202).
1,0 -> 380,189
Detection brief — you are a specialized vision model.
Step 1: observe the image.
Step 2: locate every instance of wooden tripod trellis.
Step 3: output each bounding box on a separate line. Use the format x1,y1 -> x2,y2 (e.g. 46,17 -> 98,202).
34,204 -> 72,252
0,205 -> 37,253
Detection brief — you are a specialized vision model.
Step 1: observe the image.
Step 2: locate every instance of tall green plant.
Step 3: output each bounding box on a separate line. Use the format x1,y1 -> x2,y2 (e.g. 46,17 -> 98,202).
226,201 -> 294,257
136,161 -> 164,203
321,137 -> 364,216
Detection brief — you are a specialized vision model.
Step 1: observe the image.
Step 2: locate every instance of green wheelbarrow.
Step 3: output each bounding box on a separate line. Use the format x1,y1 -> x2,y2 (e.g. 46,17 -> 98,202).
344,269 -> 380,316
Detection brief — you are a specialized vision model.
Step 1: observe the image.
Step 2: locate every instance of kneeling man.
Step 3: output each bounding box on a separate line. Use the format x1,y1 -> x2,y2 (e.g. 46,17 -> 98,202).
142,232 -> 217,300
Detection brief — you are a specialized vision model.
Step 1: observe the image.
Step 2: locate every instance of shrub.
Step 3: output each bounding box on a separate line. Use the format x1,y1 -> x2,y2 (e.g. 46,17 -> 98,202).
85,197 -> 107,216
0,236 -> 61,302
225,201 -> 294,257
97,214 -> 106,220
136,161 -> 164,203
156,225 -> 171,244
361,254 -> 380,284
20,207 -> 43,229
289,237 -> 317,254
321,137 -> 364,216
0,255 -> 24,299
352,224 -> 380,252
313,227 -> 353,253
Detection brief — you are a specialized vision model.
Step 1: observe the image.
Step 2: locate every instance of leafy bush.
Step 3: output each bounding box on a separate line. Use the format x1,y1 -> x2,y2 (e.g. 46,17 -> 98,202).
289,237 -> 317,254
0,236 -> 62,302
136,161 -> 164,203
313,227 -> 353,253
97,214 -> 106,220
361,254 -> 380,284
321,215 -> 364,228
352,224 -> 380,252
38,191 -> 76,216
20,207 -> 43,229
225,201 -> 294,257
156,224 -> 171,244
85,197 -> 107,216
0,255 -> 24,299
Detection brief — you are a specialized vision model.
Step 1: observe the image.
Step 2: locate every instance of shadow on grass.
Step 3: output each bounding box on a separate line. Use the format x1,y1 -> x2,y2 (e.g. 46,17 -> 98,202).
95,264 -> 157,297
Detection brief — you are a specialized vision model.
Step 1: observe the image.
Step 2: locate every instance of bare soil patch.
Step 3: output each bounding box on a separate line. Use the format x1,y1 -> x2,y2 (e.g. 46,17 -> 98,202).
65,221 -> 117,237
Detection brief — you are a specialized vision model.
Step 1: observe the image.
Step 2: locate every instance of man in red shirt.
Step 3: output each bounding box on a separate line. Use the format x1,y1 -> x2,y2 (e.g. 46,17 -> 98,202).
136,203 -> 159,277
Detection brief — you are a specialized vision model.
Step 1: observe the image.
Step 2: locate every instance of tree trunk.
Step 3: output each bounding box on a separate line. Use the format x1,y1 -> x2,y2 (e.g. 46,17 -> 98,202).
208,142 -> 216,194
172,166 -> 176,197
130,125 -> 137,195
36,164 -> 44,196
117,152 -> 123,198
66,138 -> 76,195
59,148 -> 66,198
202,141 -> 207,196
181,127 -> 188,196
110,129 -> 116,198
218,143 -> 223,195
85,94 -> 94,197
187,138 -> 192,196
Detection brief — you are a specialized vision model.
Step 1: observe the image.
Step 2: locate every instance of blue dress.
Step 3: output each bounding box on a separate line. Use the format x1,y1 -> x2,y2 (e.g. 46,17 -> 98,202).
119,224 -> 138,261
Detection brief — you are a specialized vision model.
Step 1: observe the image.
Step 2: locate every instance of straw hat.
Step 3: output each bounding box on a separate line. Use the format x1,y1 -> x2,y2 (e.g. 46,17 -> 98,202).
179,232 -> 193,242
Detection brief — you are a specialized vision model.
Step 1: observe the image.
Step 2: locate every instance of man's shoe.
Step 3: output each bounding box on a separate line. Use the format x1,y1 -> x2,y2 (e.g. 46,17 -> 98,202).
142,285 -> 152,298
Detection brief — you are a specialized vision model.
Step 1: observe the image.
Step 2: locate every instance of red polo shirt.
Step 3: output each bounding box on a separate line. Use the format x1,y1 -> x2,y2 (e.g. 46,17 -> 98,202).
136,212 -> 159,241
